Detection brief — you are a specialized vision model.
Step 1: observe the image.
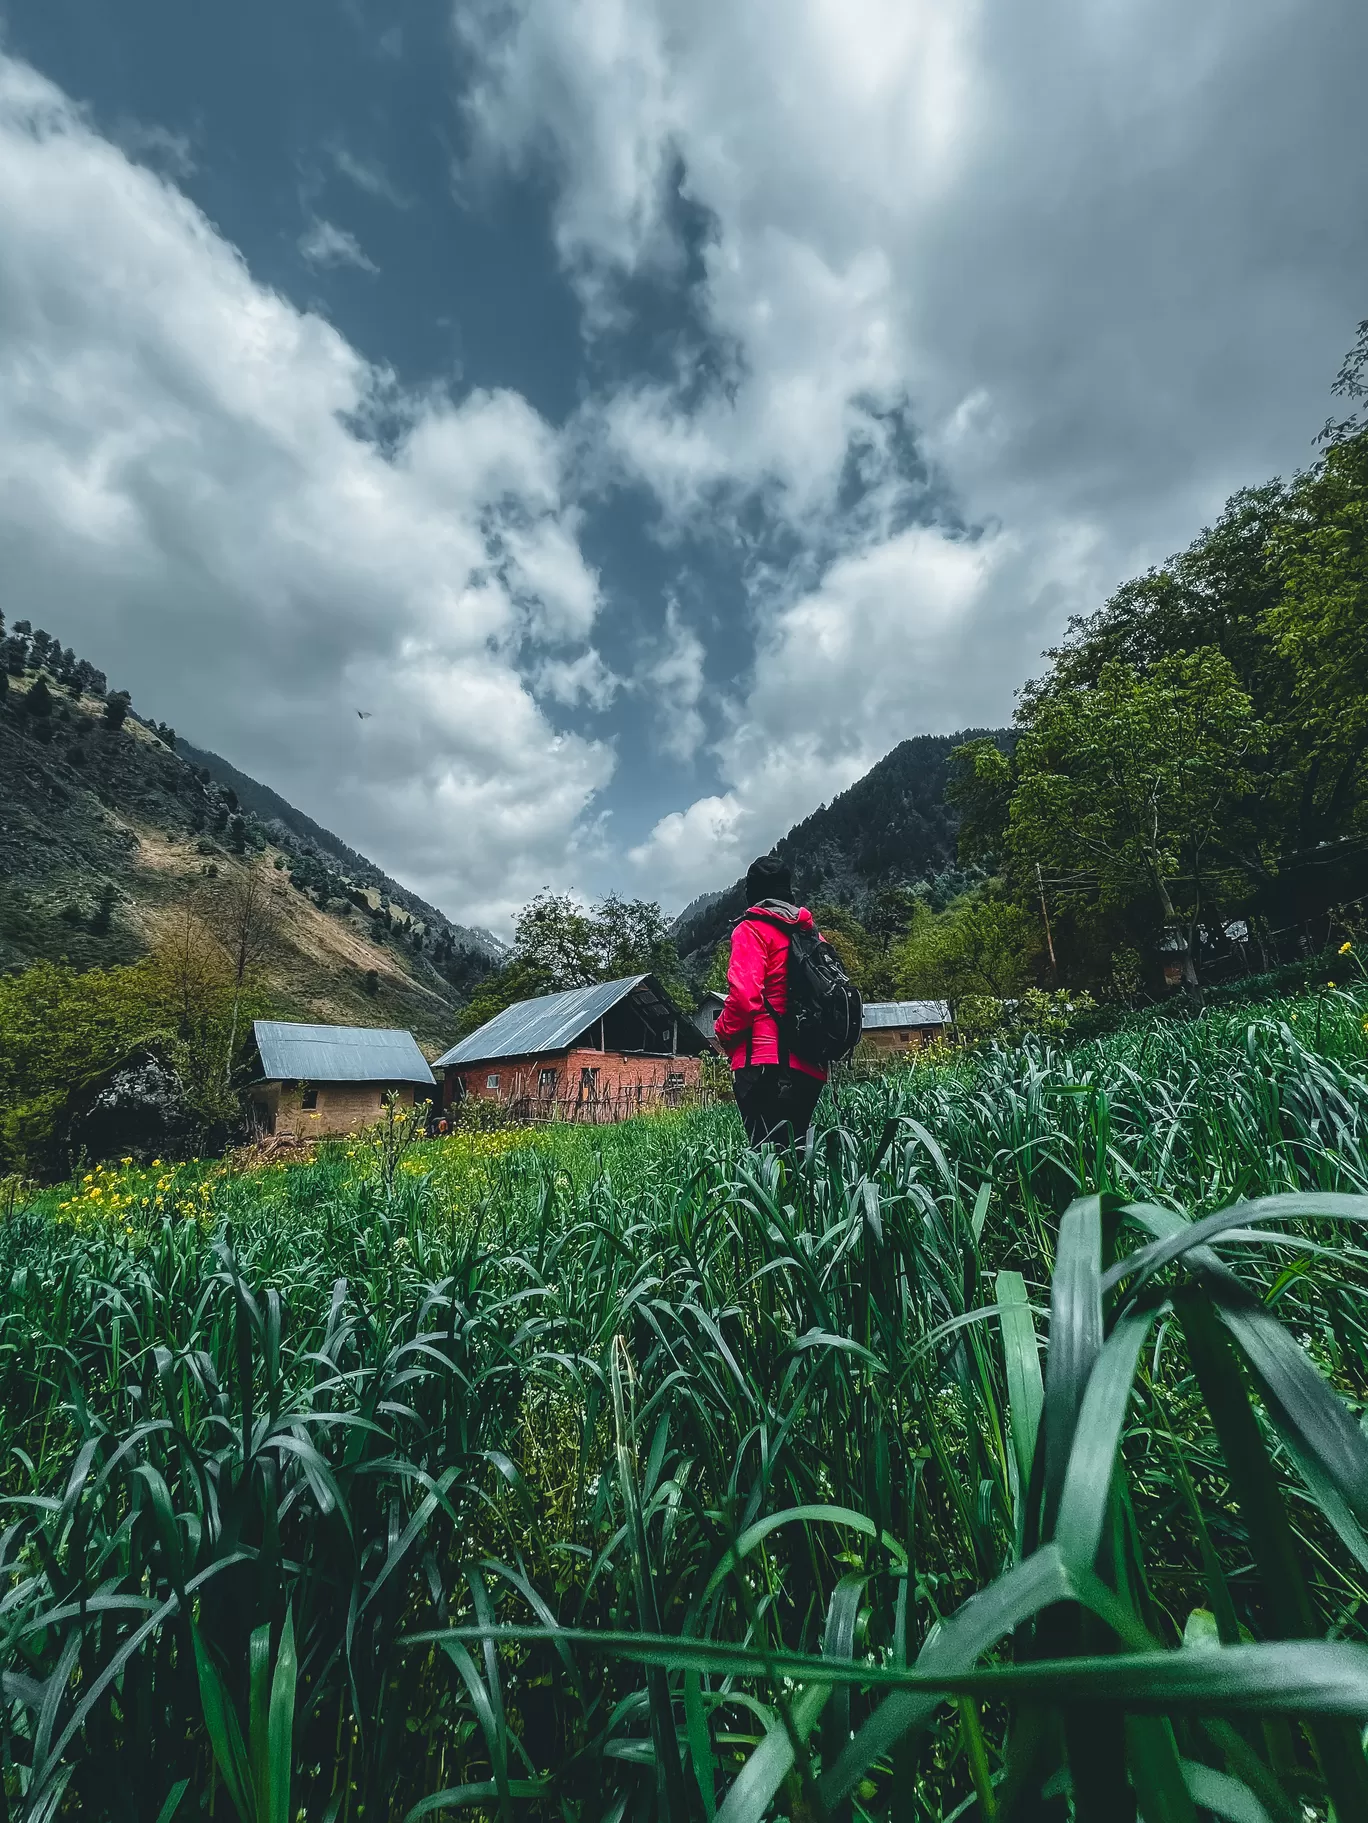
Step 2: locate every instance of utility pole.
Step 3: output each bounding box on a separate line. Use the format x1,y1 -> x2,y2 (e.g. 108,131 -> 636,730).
1036,863 -> 1058,981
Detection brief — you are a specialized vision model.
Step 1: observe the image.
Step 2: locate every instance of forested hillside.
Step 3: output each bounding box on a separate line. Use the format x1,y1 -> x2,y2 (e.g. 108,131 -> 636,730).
674,729 -> 1009,965
174,737 -> 499,949
0,616 -> 499,1029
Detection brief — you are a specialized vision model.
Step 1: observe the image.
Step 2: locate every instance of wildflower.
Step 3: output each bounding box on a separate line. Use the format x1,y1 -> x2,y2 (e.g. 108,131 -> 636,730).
1327,982 -> 1336,990
1341,941 -> 1353,954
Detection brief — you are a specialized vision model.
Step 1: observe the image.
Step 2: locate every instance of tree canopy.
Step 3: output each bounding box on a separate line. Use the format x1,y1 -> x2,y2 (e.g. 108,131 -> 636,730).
948,326 -> 1368,998
457,892 -> 693,1035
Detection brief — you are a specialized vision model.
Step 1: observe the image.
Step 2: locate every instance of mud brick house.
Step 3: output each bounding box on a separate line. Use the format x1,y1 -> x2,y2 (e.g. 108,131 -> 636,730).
434,975 -> 707,1122
860,1000 -> 952,1053
249,1020 -> 435,1138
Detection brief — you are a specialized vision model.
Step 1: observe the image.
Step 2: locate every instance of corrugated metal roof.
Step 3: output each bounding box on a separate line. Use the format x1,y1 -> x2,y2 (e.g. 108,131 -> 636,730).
862,1000 -> 952,1030
434,976 -> 654,1067
253,1021 -> 434,1084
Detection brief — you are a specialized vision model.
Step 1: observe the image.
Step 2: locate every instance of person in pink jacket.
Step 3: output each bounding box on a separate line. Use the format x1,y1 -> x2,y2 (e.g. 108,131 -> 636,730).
714,855 -> 827,1147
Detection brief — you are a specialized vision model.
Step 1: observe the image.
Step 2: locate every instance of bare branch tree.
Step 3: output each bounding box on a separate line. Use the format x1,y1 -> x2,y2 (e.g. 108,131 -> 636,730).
208,862 -> 282,1082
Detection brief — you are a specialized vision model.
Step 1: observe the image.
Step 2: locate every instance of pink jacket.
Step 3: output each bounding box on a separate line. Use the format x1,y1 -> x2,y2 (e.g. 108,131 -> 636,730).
714,901 -> 828,1081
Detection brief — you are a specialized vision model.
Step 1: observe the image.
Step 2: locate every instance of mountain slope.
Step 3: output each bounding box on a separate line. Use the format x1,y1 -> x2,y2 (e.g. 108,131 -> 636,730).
0,675 -> 494,1047
175,739 -> 501,953
674,728 -> 1011,964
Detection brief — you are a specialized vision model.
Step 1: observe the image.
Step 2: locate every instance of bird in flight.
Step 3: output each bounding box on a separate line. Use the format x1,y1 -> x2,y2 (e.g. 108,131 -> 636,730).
356,709 -> 372,720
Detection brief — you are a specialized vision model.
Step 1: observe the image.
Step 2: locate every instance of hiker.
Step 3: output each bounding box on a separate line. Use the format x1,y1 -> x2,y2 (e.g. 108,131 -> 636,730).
714,855 -> 861,1148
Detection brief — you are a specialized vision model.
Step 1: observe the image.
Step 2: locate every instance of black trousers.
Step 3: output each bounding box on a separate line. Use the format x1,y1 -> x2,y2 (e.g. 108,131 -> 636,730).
733,1064 -> 825,1149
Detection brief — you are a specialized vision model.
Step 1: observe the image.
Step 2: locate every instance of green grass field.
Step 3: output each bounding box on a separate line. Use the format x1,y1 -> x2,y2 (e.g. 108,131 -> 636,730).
5,979 -> 1368,1821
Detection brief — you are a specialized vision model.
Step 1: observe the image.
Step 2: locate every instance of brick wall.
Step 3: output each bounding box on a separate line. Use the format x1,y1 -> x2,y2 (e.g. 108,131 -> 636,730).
448,1048 -> 702,1122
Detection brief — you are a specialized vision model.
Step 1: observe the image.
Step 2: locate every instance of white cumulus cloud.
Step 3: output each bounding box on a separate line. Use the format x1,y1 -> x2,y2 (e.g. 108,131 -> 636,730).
462,0 -> 1368,901
0,51 -> 614,929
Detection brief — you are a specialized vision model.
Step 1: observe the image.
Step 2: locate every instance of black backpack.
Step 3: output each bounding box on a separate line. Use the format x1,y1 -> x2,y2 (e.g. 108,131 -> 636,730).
746,913 -> 864,1066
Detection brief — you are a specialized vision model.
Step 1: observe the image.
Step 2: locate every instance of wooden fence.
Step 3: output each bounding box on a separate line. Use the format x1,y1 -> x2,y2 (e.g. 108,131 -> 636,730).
479,1076 -> 728,1127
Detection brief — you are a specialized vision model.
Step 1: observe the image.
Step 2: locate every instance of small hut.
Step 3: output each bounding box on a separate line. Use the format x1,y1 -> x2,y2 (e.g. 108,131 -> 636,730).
249,1021 -> 435,1138
689,989 -> 726,1052
435,975 -> 706,1122
860,1000 -> 952,1053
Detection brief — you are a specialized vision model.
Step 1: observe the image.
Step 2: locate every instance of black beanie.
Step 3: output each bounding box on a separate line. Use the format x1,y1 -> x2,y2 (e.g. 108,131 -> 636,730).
746,854 -> 793,905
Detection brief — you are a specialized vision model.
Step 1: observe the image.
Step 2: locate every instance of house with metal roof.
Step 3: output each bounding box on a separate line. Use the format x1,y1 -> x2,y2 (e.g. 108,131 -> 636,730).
434,975 -> 707,1123
249,1020 -> 435,1139
860,1000 -> 952,1054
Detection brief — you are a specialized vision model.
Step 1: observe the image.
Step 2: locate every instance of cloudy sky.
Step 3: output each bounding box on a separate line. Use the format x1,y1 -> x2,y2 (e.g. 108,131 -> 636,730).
2,1 -> 1365,929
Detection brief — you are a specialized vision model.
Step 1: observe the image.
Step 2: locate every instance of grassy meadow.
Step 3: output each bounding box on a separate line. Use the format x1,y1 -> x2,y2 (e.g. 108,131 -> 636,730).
5,979 -> 1368,1820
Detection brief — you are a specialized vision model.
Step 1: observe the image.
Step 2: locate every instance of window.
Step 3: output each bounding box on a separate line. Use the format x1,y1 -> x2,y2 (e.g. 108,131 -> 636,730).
300,1085 -> 318,1110
538,1069 -> 557,1091
486,1073 -> 500,1090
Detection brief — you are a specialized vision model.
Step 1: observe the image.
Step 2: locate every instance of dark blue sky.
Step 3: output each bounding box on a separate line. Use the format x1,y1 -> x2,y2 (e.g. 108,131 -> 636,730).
2,0 -> 1364,924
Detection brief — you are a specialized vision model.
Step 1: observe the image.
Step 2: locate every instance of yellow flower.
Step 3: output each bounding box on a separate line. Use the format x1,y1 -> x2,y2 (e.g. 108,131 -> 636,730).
1340,941 -> 1353,954
1328,982 -> 1336,990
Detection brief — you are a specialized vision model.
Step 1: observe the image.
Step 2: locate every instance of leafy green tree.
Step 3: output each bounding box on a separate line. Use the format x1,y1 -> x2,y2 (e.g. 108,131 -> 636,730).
0,956 -> 172,1172
592,893 -> 684,987
513,892 -> 600,991
23,675 -> 53,720
103,690 -> 130,730
1266,425 -> 1368,848
862,886 -> 926,947
461,891 -> 694,1034
455,957 -> 556,1036
892,892 -> 1040,1004
811,903 -> 878,993
702,939 -> 731,994
947,739 -> 1015,865
1007,650 -> 1262,997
